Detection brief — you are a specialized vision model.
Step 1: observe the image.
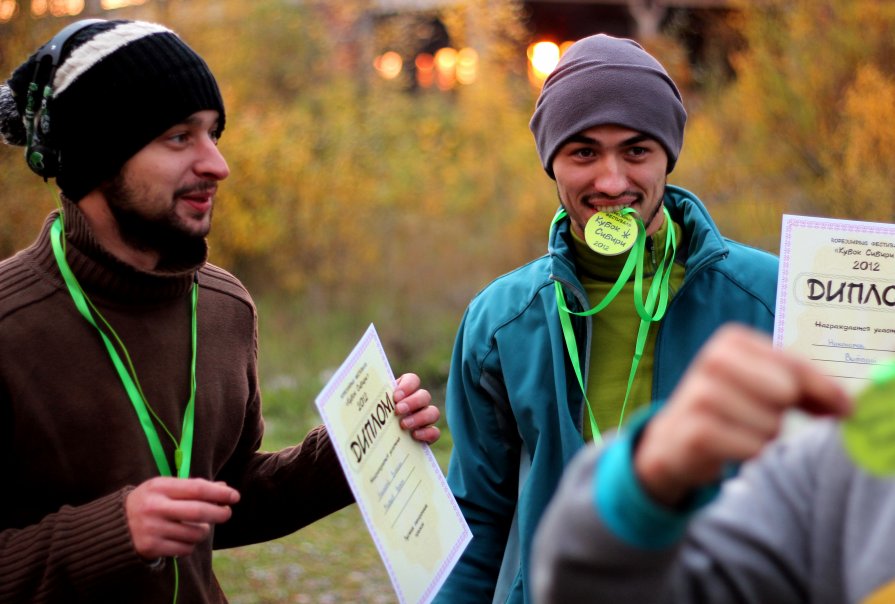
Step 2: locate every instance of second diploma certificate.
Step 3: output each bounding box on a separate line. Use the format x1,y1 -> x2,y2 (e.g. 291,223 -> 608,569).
774,214 -> 895,395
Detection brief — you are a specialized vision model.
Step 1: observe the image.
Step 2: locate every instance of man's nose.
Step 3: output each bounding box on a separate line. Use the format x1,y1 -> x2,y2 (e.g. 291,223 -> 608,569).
196,136 -> 230,181
592,155 -> 626,197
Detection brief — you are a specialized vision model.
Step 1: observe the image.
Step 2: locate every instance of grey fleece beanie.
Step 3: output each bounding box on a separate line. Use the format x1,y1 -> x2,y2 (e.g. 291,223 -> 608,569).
529,34 -> 687,178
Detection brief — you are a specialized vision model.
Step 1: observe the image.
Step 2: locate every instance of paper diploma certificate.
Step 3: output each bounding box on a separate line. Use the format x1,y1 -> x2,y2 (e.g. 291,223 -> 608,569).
774,214 -> 895,394
315,324 -> 470,604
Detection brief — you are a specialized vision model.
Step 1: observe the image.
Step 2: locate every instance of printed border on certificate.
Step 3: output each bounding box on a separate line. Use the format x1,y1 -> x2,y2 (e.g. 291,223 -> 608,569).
774,214 -> 895,393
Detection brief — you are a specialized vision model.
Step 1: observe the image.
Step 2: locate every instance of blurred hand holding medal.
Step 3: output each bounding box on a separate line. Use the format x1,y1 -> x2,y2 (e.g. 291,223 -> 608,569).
842,360 -> 895,476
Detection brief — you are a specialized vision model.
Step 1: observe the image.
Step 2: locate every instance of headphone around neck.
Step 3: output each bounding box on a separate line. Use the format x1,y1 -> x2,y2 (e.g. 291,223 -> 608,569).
24,19 -> 105,178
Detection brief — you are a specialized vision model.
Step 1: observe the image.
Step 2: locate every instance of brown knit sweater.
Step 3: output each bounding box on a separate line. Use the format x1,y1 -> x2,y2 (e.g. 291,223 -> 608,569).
0,201 -> 353,602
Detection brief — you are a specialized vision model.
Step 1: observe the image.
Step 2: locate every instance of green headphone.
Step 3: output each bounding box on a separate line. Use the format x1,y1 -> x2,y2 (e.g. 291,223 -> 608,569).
24,19 -> 104,178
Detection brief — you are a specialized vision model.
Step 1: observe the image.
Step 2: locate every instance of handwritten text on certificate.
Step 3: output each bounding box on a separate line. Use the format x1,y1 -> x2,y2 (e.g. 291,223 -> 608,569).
315,325 -> 470,604
774,215 -> 895,394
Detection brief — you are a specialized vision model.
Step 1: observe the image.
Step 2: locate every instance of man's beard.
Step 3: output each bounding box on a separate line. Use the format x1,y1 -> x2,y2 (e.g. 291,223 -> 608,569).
102,175 -> 210,268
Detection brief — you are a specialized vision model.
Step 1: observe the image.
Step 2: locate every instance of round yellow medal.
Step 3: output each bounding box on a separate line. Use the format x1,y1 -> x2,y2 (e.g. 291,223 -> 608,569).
584,211 -> 638,255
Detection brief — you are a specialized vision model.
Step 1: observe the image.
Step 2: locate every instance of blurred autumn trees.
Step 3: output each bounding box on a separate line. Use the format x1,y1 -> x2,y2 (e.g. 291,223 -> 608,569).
1,0 -> 894,371
2,0 -> 548,304
674,0 -> 895,249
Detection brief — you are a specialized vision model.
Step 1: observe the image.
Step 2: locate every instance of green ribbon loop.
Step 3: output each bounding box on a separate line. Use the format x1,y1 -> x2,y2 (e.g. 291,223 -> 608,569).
552,206 -> 677,441
50,214 -> 197,479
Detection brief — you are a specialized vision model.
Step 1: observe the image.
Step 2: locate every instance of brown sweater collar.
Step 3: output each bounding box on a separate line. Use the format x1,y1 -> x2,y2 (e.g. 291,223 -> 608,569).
28,197 -> 207,304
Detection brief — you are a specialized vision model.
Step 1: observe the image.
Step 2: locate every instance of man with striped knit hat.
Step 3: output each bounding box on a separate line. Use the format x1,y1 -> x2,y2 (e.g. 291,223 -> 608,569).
0,19 -> 440,602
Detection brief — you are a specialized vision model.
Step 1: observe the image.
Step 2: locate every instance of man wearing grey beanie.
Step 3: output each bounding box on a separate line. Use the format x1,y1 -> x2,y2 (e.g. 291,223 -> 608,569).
436,34 -> 785,604
0,19 -> 441,602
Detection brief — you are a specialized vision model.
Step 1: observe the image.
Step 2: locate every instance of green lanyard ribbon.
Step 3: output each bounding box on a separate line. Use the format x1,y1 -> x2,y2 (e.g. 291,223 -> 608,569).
50,214 -> 197,478
552,207 -> 677,443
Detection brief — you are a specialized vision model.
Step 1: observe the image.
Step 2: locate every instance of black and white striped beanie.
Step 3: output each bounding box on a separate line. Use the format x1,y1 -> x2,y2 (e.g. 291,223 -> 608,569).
0,19 -> 225,201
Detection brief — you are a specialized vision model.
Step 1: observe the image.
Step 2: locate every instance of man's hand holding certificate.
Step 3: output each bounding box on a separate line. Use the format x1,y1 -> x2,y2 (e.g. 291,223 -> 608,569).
315,325 -> 470,604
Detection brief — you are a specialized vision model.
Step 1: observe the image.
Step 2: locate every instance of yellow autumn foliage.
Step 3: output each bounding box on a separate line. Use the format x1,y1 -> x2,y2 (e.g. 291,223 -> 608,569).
2,0 -> 894,310
675,0 -> 895,251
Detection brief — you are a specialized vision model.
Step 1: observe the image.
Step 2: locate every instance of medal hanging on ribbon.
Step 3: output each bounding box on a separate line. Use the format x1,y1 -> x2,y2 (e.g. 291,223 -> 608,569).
552,206 -> 677,443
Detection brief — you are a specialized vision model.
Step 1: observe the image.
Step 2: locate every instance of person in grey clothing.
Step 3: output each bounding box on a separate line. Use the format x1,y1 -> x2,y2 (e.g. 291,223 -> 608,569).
529,325 -> 895,604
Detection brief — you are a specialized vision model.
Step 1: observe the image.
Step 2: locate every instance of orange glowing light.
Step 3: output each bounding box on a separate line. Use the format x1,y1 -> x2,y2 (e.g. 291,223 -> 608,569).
374,51 -> 403,80
42,0 -> 81,16
415,53 -> 435,88
434,47 -> 458,72
456,47 -> 478,85
528,41 -> 561,81
434,47 -> 458,90
102,0 -> 148,8
0,0 -> 18,21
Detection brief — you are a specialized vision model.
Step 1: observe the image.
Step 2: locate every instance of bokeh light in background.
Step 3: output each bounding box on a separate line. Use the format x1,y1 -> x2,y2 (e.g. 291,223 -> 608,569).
455,47 -> 478,85
0,0 -> 17,21
374,46 -> 479,90
434,47 -> 456,89
102,0 -> 147,9
526,40 -> 575,87
31,0 -> 84,17
414,52 -> 434,87
0,0 -> 147,20
373,50 -> 403,80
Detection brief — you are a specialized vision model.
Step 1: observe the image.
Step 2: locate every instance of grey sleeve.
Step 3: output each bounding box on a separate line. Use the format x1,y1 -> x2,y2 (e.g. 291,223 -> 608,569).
531,445 -> 681,604
532,423 -> 838,603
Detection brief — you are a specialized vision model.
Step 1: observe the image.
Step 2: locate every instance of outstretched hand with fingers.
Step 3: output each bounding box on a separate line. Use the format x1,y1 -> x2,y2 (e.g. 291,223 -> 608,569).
634,324 -> 852,506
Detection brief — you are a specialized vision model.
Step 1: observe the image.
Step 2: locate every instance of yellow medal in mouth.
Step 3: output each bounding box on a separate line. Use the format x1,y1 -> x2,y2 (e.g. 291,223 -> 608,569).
584,211 -> 638,255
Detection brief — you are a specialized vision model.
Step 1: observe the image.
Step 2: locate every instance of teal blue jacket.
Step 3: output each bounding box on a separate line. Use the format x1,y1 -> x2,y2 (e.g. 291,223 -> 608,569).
436,186 -> 779,604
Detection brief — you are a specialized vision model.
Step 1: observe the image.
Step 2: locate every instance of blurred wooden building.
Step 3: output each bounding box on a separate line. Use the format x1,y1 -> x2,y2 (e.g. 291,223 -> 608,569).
371,0 -> 739,91
523,0 -> 731,40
